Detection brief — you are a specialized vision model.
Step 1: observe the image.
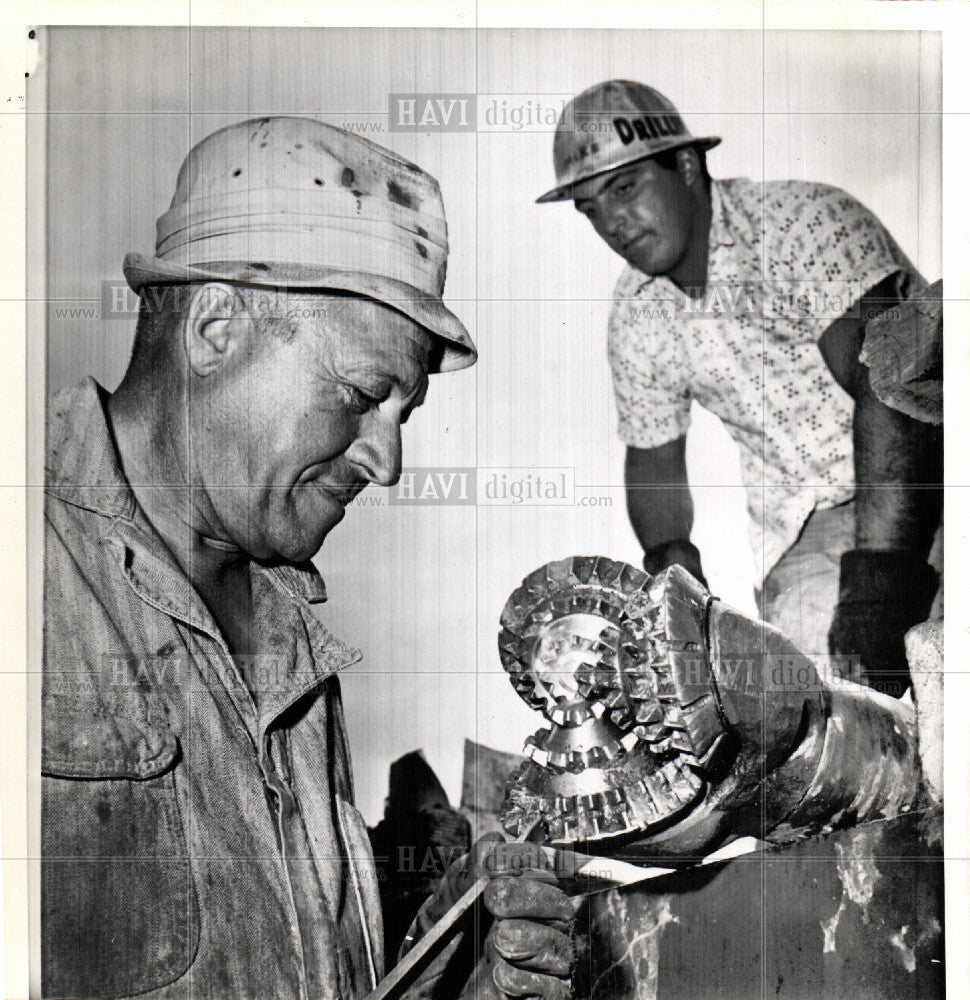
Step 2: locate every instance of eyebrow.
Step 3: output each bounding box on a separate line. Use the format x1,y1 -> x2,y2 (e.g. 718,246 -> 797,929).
575,168 -> 641,207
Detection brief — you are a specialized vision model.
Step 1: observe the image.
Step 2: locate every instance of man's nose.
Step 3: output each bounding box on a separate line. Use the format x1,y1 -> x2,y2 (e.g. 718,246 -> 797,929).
350,412 -> 403,487
602,204 -> 631,242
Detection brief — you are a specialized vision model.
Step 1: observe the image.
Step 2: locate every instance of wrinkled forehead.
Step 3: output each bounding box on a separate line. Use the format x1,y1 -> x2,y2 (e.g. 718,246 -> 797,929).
292,291 -> 434,380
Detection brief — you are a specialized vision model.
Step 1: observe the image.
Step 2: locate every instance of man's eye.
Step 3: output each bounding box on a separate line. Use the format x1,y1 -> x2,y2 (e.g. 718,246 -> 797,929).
615,181 -> 635,195
342,385 -> 376,414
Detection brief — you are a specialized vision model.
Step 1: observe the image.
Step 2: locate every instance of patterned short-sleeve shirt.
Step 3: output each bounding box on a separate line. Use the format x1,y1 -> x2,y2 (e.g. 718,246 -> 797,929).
608,178 -> 921,580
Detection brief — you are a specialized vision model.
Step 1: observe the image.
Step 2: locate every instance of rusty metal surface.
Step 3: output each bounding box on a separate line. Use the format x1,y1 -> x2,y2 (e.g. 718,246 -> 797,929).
484,559 -> 939,997
572,811 -> 943,1000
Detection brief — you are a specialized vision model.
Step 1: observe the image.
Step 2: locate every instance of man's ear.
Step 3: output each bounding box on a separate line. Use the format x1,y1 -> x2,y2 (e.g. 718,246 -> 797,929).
183,282 -> 252,376
675,147 -> 703,190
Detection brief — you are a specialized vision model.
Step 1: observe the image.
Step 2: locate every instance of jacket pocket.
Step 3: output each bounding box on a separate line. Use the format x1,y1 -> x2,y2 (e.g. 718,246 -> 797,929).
42,709 -> 200,999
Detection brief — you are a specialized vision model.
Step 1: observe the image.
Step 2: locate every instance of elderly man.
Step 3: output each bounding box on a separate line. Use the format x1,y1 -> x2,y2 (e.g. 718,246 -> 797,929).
43,118 -> 574,1000
538,80 -> 942,695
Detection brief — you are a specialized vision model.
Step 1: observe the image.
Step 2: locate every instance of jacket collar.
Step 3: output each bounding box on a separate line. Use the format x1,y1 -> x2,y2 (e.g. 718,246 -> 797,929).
46,379 -> 138,519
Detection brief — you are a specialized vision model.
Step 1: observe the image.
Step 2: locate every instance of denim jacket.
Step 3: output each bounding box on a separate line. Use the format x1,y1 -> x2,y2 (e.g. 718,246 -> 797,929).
42,380 -> 384,999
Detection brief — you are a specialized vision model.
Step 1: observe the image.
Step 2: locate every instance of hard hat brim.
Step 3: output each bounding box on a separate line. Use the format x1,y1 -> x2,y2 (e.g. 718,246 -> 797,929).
123,253 -> 476,373
535,135 -> 722,204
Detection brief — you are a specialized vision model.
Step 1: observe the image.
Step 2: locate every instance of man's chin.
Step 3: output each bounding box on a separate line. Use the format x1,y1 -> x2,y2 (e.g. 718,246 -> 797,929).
616,239 -> 677,278
273,490 -> 349,562
624,249 -> 665,277
272,512 -> 344,563
304,504 -> 347,555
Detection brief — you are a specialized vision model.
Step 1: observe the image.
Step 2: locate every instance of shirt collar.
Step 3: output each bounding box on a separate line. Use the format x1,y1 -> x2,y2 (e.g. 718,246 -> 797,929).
707,178 -> 736,249
263,562 -> 329,604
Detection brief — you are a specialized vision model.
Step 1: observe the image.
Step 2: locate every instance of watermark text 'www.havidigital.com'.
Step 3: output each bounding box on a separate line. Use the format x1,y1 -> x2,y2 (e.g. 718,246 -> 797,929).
384,467 -> 611,508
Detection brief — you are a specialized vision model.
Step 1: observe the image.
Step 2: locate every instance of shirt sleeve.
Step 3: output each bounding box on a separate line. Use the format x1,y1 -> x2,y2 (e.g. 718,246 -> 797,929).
766,183 -> 922,345
607,269 -> 692,449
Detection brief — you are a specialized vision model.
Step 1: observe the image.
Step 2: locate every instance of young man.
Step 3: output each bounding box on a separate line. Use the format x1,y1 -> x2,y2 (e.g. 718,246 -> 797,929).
538,80 -> 941,694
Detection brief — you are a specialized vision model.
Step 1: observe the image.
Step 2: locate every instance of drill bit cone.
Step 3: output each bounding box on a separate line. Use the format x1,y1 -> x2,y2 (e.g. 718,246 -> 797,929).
503,712 -> 703,845
498,556 -> 708,847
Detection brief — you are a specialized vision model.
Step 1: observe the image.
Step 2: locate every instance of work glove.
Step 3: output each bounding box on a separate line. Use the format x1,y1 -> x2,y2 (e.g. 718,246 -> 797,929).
400,834 -> 576,1000
828,549 -> 938,698
642,538 -> 708,589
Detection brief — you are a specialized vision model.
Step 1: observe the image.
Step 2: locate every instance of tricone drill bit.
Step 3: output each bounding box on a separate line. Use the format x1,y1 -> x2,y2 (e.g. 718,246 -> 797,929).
499,557 -> 926,859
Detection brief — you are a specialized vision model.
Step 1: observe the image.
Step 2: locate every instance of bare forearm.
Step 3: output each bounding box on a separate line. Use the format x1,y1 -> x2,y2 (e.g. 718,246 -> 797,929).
853,378 -> 942,555
625,441 -> 707,584
819,276 -> 941,693
624,446 -> 693,551
626,481 -> 694,552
